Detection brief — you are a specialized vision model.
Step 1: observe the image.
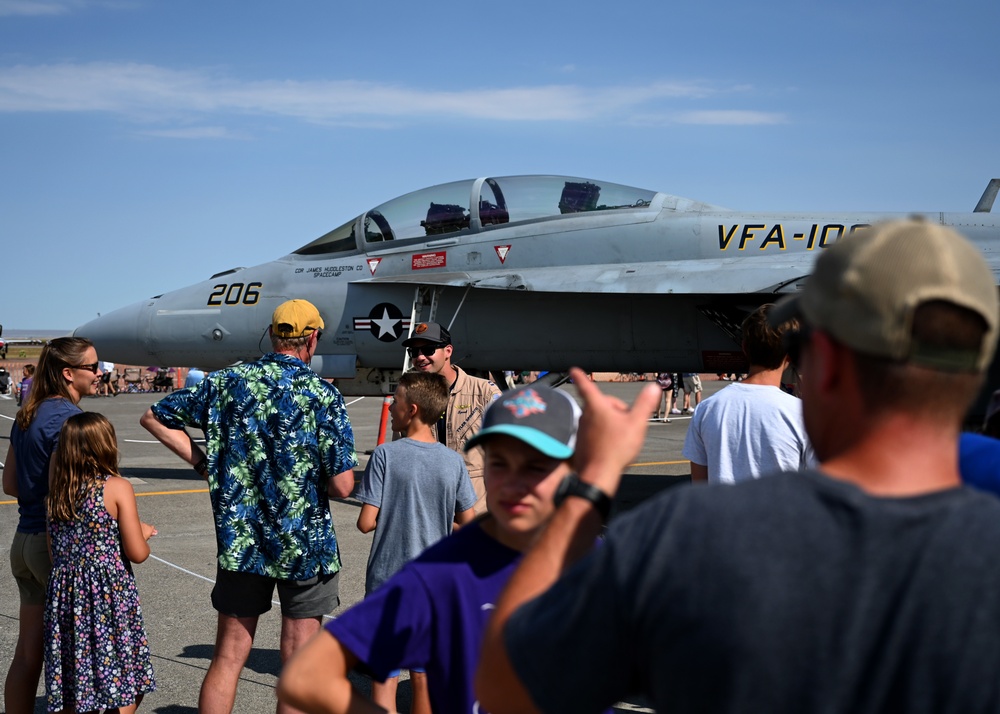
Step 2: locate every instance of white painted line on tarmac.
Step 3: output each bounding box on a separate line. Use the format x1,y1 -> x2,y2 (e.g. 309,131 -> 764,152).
147,553 -> 303,613
124,438 -> 206,444
148,553 -> 216,583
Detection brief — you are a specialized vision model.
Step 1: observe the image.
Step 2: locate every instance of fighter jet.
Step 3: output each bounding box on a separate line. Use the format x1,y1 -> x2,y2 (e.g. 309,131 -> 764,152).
73,175 -> 1000,397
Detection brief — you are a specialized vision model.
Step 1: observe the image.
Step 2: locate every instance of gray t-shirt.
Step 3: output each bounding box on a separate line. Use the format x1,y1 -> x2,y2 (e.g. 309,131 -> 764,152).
682,382 -> 814,483
508,470 -> 1000,713
356,438 -> 476,594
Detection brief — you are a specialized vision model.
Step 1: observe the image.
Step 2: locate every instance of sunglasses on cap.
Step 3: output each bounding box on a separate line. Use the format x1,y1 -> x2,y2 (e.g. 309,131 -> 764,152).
407,344 -> 443,358
70,362 -> 100,374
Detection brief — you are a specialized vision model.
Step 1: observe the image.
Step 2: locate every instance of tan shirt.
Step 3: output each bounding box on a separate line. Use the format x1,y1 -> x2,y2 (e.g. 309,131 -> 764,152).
433,366 -> 501,513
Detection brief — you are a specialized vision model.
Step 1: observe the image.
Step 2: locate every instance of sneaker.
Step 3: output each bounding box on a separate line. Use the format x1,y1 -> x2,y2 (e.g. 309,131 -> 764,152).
670,408 -> 681,415
684,407 -> 695,414
665,417 -> 672,423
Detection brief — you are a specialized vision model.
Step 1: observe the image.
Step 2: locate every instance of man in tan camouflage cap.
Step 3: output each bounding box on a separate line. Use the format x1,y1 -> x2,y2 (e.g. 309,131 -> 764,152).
478,220 -> 1000,714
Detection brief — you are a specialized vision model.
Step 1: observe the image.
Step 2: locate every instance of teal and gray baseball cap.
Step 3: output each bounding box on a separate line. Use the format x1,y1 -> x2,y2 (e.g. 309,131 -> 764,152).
465,384 -> 581,459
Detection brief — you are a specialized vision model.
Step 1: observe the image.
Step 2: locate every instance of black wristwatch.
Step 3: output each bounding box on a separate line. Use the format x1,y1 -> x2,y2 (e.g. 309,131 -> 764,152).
554,474 -> 612,523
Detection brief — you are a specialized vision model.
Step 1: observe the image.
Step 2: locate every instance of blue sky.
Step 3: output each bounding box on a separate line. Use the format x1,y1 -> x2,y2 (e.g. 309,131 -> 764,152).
2,0 -> 999,330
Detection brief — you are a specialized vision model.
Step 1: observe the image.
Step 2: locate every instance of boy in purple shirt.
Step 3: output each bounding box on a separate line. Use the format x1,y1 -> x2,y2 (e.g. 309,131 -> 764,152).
278,383 -> 580,714
356,371 -> 477,712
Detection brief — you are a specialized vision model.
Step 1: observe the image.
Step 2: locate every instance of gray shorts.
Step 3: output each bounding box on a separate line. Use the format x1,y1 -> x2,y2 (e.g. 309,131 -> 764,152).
683,374 -> 703,393
10,531 -> 51,606
211,566 -> 340,619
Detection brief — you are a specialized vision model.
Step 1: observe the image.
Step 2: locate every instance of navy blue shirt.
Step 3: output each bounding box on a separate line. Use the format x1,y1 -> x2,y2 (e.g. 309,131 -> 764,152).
10,397 -> 81,533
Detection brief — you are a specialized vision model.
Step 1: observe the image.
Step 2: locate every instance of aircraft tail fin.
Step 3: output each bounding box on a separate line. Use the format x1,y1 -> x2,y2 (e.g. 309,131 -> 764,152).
974,179 -> 1000,213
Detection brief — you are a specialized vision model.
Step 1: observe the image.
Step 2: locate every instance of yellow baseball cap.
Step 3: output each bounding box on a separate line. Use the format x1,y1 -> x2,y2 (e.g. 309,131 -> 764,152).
271,299 -> 324,338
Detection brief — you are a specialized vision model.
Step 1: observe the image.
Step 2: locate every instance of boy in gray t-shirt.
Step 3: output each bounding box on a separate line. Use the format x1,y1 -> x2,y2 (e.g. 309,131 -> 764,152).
355,370 -> 477,712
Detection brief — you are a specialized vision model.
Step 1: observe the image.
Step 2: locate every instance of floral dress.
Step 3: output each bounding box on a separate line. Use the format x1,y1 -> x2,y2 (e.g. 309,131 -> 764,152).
44,476 -> 156,712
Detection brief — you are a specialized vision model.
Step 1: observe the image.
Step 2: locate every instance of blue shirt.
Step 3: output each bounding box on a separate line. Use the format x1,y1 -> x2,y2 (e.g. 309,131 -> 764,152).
10,397 -> 81,533
356,438 -> 476,593
959,432 -> 1000,498
151,353 -> 357,579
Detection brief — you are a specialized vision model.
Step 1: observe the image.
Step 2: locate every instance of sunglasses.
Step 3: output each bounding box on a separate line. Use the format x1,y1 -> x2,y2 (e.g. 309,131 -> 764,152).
783,324 -> 813,369
70,362 -> 100,374
407,344 -> 442,358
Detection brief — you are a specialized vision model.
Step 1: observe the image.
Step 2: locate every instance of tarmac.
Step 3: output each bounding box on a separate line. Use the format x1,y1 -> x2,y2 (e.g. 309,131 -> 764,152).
0,377 -> 726,713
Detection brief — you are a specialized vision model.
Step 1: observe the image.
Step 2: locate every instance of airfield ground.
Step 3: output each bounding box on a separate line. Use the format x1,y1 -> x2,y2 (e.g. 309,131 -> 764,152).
0,373 -> 725,713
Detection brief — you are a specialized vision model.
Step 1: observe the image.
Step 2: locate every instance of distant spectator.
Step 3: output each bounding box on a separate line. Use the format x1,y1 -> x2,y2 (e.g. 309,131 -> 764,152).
98,361 -> 115,396
669,372 -> 682,415
653,372 -> 674,422
17,364 -> 34,407
680,372 -> 702,413
184,367 -> 206,388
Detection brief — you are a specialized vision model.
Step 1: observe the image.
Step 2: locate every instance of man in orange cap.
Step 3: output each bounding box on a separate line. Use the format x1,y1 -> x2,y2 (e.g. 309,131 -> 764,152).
402,321 -> 501,513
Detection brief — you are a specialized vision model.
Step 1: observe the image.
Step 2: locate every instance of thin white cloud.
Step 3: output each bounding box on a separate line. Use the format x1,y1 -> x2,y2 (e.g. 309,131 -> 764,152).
0,61 -> 782,131
0,0 -> 133,16
630,110 -> 787,126
0,0 -> 69,15
137,126 -> 248,140
674,110 -> 787,125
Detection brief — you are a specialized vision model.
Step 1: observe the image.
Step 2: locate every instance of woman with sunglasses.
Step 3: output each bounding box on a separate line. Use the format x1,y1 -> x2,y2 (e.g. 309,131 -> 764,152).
2,336 -> 102,714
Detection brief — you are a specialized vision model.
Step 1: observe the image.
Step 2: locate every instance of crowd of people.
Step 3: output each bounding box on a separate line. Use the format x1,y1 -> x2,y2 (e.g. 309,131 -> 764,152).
7,219 -> 1000,713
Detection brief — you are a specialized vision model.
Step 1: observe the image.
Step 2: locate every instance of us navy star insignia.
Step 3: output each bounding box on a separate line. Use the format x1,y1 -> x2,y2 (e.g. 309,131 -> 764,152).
353,303 -> 411,342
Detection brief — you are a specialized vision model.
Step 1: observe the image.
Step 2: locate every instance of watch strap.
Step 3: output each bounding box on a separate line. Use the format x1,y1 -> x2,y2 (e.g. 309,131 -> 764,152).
556,474 -> 612,522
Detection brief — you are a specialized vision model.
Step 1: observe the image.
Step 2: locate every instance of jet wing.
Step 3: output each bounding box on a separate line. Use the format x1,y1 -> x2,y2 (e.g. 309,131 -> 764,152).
360,257 -> 820,295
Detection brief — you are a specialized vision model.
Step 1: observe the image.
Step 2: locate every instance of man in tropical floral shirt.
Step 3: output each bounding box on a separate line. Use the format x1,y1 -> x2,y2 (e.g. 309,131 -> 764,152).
141,298 -> 357,714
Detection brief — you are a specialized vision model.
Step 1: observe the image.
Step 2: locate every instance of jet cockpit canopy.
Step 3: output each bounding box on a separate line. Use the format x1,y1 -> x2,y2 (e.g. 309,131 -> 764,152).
293,175 -> 660,256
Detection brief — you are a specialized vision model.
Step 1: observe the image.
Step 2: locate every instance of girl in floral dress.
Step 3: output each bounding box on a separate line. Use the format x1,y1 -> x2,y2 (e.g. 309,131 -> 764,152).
44,413 -> 157,713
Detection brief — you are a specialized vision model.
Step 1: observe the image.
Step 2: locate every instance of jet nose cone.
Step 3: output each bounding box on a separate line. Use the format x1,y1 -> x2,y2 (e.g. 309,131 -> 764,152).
73,300 -> 150,365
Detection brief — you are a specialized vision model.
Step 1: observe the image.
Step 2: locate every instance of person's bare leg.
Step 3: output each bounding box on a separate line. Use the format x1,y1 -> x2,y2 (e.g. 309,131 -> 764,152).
108,693 -> 143,714
277,615 -> 322,714
199,614 -> 258,714
371,676 -> 399,712
5,603 -> 45,714
409,671 -> 432,714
